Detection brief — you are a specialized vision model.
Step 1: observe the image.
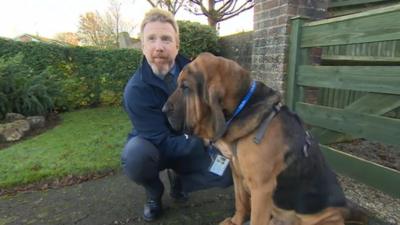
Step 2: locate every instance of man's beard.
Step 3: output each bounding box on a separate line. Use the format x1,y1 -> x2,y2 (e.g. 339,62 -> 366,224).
149,62 -> 172,78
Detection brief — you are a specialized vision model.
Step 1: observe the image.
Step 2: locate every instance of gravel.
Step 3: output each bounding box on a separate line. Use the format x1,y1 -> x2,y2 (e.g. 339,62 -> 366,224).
339,175 -> 399,225
334,139 -> 400,225
331,139 -> 400,225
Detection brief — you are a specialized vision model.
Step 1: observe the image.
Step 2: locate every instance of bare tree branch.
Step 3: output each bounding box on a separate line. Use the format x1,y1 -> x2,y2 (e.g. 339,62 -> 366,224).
186,0 -> 254,30
217,0 -> 234,15
145,0 -> 185,15
145,0 -> 157,7
223,0 -> 253,16
219,3 -> 253,21
78,0 -> 135,48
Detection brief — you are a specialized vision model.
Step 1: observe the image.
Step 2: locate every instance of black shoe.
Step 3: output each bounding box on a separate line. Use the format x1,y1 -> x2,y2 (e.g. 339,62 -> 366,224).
143,199 -> 162,222
167,169 -> 189,202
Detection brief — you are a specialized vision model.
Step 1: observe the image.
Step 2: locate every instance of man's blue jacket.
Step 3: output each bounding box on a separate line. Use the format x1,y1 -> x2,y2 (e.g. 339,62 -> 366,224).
123,54 -> 204,159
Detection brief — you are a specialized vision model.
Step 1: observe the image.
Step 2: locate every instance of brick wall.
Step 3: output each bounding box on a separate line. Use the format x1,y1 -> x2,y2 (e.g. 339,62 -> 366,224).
251,0 -> 328,97
218,31 -> 253,71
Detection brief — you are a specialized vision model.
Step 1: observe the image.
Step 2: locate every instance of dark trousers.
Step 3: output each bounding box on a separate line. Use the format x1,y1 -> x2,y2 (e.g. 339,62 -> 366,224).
121,136 -> 232,199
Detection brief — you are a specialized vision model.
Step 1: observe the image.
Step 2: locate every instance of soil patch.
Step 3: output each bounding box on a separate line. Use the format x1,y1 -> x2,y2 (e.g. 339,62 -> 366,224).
0,170 -> 116,197
332,139 -> 400,171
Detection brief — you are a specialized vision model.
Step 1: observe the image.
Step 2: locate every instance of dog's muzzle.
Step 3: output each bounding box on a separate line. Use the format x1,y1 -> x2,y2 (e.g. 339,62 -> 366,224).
162,101 -> 182,131
162,101 -> 174,116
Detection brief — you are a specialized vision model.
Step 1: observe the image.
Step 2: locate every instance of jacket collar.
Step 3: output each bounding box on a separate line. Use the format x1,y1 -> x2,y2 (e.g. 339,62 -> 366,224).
140,54 -> 190,94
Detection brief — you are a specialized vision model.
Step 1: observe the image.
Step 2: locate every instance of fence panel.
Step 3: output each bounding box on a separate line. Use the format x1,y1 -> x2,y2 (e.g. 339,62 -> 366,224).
287,4 -> 400,198
330,0 -> 390,8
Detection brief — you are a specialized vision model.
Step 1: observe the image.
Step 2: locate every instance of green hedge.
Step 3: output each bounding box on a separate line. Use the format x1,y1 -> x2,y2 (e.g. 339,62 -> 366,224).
45,47 -> 142,110
0,39 -> 142,114
178,20 -> 220,58
0,53 -> 57,117
0,21 -> 219,118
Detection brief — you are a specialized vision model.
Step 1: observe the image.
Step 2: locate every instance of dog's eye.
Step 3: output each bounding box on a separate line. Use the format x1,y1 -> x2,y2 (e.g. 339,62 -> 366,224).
181,84 -> 189,93
181,81 -> 190,94
181,84 -> 189,91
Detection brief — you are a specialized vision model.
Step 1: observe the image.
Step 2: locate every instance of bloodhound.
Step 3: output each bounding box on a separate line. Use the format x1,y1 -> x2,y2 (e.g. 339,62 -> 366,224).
163,53 -> 365,225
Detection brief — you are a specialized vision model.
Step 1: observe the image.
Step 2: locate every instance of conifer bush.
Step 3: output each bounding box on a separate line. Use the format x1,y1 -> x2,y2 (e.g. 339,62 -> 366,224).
0,54 -> 58,119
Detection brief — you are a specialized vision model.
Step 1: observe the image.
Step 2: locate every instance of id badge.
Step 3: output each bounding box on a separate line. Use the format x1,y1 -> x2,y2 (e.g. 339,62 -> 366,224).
209,154 -> 230,176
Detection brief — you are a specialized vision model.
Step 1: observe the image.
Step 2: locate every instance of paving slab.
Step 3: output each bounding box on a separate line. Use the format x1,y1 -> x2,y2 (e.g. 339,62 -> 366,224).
0,171 -> 234,225
0,171 -> 393,225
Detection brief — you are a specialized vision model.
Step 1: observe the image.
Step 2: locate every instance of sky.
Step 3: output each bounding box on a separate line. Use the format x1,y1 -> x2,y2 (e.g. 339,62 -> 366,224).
0,0 -> 253,39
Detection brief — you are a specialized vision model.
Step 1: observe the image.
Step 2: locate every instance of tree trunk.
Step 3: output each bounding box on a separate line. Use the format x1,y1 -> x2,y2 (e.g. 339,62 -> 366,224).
208,0 -> 217,30
208,18 -> 217,30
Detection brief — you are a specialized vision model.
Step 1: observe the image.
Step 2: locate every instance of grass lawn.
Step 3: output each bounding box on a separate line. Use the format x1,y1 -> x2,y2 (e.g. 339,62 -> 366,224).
0,106 -> 131,189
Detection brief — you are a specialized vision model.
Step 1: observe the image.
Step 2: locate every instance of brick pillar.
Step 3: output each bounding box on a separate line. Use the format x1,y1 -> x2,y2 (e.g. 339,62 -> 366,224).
251,0 -> 328,96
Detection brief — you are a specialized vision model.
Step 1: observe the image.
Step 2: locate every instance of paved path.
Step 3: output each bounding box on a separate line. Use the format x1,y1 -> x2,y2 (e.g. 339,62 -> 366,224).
0,171 -> 393,225
0,171 -> 234,225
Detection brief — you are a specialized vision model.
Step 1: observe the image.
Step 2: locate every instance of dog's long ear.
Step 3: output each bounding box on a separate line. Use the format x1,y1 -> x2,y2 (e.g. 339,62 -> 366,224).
208,85 -> 226,141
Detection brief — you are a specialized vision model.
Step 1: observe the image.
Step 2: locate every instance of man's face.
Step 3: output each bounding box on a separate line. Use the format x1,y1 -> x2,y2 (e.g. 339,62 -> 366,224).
142,21 -> 179,77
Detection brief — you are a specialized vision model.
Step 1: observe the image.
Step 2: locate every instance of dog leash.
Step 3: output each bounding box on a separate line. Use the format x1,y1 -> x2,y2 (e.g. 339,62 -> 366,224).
230,101 -> 277,155
209,81 -> 311,158
253,102 -> 282,144
253,104 -> 312,158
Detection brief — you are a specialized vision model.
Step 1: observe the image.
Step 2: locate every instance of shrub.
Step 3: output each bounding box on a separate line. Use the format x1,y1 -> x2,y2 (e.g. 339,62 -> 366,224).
0,38 -> 142,111
66,47 -> 141,107
0,25 -> 219,114
0,54 -> 59,118
178,20 -> 220,58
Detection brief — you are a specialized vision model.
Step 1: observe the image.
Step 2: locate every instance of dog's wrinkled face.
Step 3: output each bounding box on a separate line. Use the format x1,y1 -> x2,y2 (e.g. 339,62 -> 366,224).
162,53 -> 215,139
162,52 -> 250,140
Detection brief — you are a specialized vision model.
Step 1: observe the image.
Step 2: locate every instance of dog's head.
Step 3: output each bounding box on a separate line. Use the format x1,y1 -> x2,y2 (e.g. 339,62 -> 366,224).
162,52 -> 251,140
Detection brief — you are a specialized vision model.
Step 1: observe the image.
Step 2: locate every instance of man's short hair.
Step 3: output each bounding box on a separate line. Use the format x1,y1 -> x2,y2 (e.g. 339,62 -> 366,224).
140,8 -> 180,44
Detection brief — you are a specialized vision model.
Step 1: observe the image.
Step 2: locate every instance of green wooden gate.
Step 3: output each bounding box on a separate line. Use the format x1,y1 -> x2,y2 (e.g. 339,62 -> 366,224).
286,4 -> 400,198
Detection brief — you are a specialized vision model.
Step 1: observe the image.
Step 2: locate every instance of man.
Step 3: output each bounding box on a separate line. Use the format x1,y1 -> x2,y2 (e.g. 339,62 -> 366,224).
121,8 -> 232,222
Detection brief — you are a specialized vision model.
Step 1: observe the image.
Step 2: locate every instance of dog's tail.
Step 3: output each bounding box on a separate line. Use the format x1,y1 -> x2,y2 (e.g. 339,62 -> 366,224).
343,200 -> 369,225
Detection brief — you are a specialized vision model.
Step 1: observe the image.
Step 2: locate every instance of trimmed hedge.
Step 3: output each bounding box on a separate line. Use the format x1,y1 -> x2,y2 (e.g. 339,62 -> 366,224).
0,38 -> 142,114
0,20 -> 219,117
178,20 -> 220,58
0,53 -> 57,117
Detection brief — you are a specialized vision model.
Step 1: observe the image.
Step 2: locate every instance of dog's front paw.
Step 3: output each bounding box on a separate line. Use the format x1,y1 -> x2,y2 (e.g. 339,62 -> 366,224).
219,217 -> 237,225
